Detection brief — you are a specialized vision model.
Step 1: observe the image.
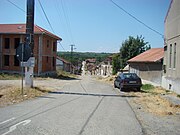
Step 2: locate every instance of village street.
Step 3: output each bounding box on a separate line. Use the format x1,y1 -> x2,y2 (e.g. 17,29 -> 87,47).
0,75 -> 143,135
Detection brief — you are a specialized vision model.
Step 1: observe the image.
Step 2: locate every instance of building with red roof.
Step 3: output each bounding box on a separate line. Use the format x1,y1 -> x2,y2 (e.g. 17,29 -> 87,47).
0,24 -> 62,76
127,48 -> 164,85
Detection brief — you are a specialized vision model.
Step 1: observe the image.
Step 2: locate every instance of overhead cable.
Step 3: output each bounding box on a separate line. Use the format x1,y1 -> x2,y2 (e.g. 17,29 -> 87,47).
109,0 -> 164,38
37,0 -> 55,33
6,0 -> 25,13
58,41 -> 66,51
60,0 -> 75,44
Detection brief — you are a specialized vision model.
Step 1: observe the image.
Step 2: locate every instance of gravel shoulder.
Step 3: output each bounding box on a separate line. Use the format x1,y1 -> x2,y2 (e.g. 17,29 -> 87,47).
128,98 -> 180,135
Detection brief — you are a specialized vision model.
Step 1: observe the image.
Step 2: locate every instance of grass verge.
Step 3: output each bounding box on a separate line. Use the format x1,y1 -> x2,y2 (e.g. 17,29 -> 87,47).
0,86 -> 51,107
0,73 -> 21,80
141,84 -> 154,92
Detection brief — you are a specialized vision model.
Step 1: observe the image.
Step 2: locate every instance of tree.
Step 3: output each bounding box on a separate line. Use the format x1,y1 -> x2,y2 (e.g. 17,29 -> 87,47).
112,53 -> 121,75
112,35 -> 151,74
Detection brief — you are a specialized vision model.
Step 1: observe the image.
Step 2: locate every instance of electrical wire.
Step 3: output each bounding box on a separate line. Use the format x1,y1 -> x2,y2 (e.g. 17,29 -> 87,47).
6,0 -> 25,13
6,0 -> 65,51
37,0 -> 55,34
37,0 -> 65,50
58,41 -> 66,51
54,0 -> 74,51
54,0 -> 71,45
60,0 -> 75,44
109,0 -> 164,38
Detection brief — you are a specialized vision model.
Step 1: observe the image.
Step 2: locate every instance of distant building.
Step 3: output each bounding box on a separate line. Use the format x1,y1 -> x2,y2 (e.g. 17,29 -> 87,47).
85,58 -> 96,75
162,0 -> 180,93
85,58 -> 96,64
56,56 -> 71,72
56,56 -> 76,73
0,24 -> 62,76
127,48 -> 164,85
96,56 -> 112,76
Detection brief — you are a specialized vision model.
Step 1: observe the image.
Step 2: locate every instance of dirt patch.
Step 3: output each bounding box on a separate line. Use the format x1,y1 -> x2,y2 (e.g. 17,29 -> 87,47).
131,92 -> 180,116
0,86 -> 51,107
128,86 -> 180,116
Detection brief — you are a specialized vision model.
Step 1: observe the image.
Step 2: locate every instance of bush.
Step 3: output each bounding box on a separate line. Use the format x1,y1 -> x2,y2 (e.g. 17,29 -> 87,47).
142,84 -> 154,91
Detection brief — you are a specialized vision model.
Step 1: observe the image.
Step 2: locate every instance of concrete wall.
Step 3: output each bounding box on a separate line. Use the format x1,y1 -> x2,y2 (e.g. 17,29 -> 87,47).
163,0 -> 180,93
100,64 -> 112,76
129,62 -> 162,85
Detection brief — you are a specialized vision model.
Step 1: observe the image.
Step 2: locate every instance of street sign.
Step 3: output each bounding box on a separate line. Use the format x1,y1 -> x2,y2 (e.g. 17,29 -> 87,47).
21,57 -> 35,67
16,43 -> 32,62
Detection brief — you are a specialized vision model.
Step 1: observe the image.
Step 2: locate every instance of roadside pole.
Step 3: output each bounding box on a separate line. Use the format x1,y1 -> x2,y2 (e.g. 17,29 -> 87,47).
21,43 -> 24,95
70,45 -> 75,73
25,0 -> 35,88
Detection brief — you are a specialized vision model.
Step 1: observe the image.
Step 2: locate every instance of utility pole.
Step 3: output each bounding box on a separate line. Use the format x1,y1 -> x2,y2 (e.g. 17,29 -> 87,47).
26,0 -> 34,53
70,44 -> 75,73
25,0 -> 35,87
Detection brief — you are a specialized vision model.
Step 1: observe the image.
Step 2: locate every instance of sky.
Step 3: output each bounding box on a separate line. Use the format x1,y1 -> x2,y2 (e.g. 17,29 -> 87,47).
0,0 -> 171,53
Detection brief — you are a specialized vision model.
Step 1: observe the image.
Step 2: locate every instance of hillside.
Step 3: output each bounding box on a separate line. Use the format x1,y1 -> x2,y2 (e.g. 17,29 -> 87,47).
57,51 -> 113,65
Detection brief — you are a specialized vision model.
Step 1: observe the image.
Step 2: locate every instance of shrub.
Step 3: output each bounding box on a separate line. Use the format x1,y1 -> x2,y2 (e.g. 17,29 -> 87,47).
142,84 -> 154,91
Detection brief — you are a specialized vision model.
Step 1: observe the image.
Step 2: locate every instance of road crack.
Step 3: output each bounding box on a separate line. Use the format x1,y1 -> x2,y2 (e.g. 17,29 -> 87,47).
79,96 -> 104,135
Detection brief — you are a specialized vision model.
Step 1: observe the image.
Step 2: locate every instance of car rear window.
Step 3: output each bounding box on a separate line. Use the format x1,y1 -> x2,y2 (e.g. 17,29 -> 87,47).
123,73 -> 138,79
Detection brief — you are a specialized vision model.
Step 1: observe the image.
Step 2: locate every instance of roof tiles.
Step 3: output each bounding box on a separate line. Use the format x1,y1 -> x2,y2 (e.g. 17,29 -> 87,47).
128,48 -> 164,63
0,24 -> 61,40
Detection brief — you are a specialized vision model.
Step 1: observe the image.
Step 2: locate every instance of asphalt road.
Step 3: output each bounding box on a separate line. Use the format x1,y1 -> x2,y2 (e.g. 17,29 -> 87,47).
0,75 -> 143,135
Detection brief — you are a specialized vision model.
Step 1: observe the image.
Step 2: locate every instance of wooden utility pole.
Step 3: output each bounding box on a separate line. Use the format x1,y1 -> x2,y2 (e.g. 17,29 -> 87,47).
26,0 -> 34,53
25,0 -> 35,88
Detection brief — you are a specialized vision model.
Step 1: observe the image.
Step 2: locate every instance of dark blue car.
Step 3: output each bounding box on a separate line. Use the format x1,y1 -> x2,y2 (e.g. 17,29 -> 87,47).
114,73 -> 142,91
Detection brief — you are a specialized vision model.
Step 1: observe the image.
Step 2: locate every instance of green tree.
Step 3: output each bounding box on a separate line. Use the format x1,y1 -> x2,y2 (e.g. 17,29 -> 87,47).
112,35 -> 151,74
112,53 -> 121,75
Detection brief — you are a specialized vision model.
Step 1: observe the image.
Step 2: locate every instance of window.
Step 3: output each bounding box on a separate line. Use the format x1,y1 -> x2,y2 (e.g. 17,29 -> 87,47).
173,43 -> 176,68
53,57 -> 55,67
4,38 -> 10,49
14,38 -> 20,49
4,55 -> 9,66
169,44 -> 172,68
14,55 -> 20,66
53,42 -> 56,52
47,40 -> 49,48
46,57 -> 48,63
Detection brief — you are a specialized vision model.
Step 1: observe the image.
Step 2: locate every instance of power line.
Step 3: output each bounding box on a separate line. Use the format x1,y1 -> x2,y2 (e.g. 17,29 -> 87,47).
109,0 -> 164,38
60,0 -> 75,44
7,0 -> 65,51
6,0 -> 25,13
54,0 -> 74,51
54,0 -> 71,44
37,0 -> 55,33
37,0 -> 65,50
57,41 -> 66,51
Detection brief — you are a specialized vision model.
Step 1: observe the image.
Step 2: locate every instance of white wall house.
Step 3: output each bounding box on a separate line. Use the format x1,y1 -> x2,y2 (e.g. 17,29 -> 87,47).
162,0 -> 180,94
